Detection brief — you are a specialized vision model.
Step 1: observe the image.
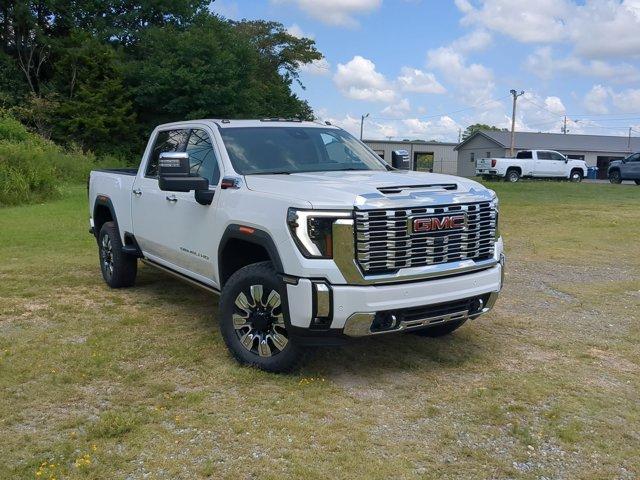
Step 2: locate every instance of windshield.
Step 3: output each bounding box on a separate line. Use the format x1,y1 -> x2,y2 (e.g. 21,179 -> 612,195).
219,127 -> 387,175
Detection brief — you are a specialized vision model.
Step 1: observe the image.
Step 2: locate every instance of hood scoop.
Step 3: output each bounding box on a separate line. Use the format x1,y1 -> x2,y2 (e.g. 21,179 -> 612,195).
377,183 -> 458,195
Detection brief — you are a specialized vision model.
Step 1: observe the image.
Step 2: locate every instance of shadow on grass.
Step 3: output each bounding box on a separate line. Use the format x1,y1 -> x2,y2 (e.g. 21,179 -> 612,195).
130,265 -> 491,378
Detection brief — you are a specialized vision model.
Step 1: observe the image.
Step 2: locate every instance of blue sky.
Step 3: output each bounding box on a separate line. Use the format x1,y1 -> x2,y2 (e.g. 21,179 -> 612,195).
211,0 -> 640,141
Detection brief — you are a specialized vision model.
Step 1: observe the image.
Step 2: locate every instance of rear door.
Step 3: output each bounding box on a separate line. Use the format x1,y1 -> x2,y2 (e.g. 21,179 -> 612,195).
131,128 -> 190,263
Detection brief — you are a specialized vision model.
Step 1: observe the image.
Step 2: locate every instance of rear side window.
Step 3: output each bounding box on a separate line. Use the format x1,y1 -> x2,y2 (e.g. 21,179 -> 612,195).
145,129 -> 190,177
186,129 -> 220,185
516,151 -> 532,159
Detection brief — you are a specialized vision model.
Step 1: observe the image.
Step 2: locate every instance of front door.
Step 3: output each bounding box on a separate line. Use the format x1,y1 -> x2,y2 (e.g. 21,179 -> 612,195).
535,151 -> 565,176
132,127 -> 223,285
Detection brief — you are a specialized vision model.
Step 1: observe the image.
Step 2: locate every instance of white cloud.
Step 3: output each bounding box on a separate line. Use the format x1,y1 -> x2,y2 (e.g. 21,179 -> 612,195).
426,46 -> 495,104
298,58 -> 331,76
456,0 -> 570,43
610,88 -> 640,113
381,98 -> 411,118
525,47 -> 640,83
273,0 -> 382,27
583,85 -> 610,114
397,67 -> 446,94
402,116 -> 462,140
451,29 -> 492,52
286,24 -> 314,39
455,0 -> 640,59
333,55 -> 396,102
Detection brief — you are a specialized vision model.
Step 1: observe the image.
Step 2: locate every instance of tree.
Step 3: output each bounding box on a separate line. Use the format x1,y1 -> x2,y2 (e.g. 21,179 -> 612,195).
461,123 -> 507,141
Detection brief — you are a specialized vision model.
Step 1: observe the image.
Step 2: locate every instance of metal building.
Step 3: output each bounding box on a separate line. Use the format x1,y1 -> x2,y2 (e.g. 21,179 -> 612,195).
364,139 -> 458,174
455,131 -> 640,178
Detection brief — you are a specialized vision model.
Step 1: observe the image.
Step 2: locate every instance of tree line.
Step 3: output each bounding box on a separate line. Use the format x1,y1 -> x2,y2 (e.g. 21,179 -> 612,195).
0,1 -> 322,157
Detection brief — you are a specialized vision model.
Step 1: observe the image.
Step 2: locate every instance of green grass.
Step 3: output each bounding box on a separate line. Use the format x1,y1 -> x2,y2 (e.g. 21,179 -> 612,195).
1,182 -> 639,479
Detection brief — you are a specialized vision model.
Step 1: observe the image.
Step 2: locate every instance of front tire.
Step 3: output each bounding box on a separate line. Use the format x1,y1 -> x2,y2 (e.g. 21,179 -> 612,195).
609,170 -> 622,184
570,170 -> 583,182
219,262 -> 302,372
411,320 -> 466,337
98,221 -> 137,288
635,180 -> 640,185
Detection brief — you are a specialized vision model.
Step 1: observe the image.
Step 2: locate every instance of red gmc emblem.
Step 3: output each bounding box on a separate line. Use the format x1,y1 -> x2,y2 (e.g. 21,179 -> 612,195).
412,214 -> 467,233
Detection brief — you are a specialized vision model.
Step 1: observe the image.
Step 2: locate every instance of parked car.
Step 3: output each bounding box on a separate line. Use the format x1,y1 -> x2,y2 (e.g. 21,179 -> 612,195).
608,152 -> 640,184
88,119 -> 504,372
476,150 -> 588,182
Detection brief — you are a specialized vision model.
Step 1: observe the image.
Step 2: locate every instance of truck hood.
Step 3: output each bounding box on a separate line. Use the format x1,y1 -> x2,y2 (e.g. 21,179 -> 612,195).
244,170 -> 494,210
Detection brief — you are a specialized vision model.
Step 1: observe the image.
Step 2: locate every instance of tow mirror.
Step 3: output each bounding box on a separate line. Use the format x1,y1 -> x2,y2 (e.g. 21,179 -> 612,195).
158,152 -> 206,192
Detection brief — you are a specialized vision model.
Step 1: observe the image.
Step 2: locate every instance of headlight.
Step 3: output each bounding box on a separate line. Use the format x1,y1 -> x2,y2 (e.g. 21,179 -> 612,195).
287,208 -> 352,258
490,193 -> 500,239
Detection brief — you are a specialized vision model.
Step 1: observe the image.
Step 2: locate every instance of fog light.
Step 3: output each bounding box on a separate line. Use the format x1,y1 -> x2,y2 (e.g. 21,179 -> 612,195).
470,298 -> 484,314
371,311 -> 399,332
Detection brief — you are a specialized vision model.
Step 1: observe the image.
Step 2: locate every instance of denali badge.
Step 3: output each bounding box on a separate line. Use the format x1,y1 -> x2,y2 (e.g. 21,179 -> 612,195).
412,214 -> 467,233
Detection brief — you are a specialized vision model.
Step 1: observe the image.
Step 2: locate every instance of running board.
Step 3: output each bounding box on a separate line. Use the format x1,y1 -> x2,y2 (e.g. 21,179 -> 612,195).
141,259 -> 220,295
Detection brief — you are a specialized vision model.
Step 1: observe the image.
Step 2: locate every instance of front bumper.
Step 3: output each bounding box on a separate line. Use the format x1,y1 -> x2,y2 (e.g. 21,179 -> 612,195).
285,251 -> 504,340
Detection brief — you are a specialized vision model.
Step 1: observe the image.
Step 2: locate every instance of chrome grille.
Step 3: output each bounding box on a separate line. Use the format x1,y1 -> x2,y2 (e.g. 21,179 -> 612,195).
355,202 -> 496,273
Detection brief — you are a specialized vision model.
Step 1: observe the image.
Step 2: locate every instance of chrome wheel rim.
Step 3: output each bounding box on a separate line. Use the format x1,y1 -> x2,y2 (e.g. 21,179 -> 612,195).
508,172 -> 518,182
572,173 -> 580,181
101,234 -> 114,277
233,285 -> 288,357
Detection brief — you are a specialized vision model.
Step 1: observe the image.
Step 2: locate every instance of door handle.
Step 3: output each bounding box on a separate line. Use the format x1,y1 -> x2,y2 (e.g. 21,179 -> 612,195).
166,195 -> 178,203
132,188 -> 142,197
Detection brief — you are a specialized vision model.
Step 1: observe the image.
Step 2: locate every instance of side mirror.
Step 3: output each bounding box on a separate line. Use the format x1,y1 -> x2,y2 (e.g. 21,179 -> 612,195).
158,152 -> 208,192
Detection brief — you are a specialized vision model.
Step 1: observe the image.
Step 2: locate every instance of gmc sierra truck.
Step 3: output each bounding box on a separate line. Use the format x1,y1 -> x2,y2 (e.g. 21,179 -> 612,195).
89,119 -> 504,372
476,150 -> 587,182
608,152 -> 640,184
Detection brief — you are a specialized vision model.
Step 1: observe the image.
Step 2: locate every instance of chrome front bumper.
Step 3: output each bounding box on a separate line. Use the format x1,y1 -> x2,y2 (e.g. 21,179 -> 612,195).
341,253 -> 505,337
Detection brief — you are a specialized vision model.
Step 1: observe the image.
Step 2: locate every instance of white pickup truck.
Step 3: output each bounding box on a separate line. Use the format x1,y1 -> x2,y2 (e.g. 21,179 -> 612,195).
476,150 -> 588,182
88,119 -> 504,371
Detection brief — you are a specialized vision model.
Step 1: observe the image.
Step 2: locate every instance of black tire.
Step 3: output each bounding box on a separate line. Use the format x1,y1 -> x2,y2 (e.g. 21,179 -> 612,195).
570,170 -> 583,182
635,180 -> 640,185
410,319 -> 466,337
219,261 -> 302,373
98,221 -> 137,288
609,170 -> 622,184
482,175 -> 493,181
505,169 -> 520,183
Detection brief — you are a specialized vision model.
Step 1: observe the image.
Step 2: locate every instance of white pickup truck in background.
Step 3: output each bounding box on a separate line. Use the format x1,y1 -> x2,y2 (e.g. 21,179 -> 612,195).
476,150 -> 588,182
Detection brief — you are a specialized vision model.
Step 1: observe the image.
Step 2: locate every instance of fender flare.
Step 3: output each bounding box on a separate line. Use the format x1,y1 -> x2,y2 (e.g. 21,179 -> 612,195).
218,225 -> 285,282
92,195 -> 118,238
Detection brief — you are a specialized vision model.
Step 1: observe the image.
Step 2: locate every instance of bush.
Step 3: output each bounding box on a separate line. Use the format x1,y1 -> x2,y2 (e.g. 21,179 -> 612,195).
0,115 -> 128,206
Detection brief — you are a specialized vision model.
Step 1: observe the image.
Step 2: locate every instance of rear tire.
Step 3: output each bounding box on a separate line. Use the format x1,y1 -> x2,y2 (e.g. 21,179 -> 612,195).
98,221 -> 137,288
505,169 -> 520,183
411,320 -> 466,337
219,261 -> 303,373
570,170 -> 583,182
609,170 -> 622,184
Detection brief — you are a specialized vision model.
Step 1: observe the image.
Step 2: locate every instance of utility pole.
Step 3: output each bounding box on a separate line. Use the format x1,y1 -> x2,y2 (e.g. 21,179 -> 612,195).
628,127 -> 632,152
562,115 -> 568,134
360,113 -> 369,141
458,128 -> 462,143
509,89 -> 524,157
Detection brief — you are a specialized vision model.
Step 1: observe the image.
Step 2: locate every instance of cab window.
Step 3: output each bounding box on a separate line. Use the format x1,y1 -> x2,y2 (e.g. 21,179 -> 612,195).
549,152 -> 565,161
186,129 -> 220,185
516,151 -> 532,159
146,129 -> 190,177
537,151 -> 551,160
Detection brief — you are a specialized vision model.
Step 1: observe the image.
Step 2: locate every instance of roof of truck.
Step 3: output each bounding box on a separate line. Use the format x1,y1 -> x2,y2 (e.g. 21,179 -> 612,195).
156,119 -> 339,129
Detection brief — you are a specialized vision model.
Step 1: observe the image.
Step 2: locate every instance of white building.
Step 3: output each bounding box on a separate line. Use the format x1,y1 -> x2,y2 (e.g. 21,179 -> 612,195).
364,139 -> 458,174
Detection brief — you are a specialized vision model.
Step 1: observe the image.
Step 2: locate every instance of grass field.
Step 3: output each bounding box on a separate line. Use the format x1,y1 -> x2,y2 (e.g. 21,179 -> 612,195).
1,182 -> 639,479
